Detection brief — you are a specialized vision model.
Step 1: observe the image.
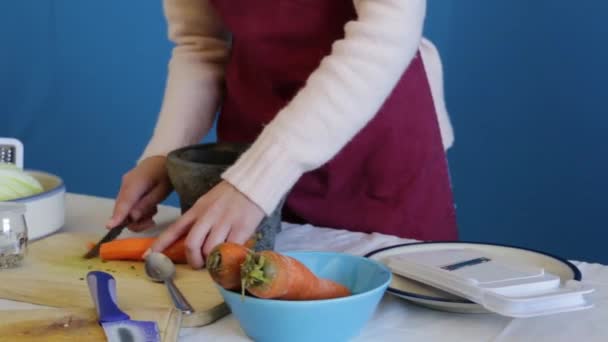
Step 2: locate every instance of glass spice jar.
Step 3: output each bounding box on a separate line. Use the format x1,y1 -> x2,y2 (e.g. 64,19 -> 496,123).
0,202 -> 28,269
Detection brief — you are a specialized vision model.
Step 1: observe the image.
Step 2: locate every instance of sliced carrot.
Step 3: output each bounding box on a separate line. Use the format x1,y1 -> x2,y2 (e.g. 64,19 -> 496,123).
240,251 -> 351,300
208,242 -> 251,290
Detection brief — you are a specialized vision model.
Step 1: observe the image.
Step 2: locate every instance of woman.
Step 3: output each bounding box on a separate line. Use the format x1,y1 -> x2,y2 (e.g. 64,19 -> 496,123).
107,0 -> 457,269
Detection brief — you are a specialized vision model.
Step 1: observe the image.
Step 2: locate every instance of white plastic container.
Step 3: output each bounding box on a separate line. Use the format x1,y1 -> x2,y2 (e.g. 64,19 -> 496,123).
0,138 -> 65,240
386,248 -> 594,318
11,170 -> 66,240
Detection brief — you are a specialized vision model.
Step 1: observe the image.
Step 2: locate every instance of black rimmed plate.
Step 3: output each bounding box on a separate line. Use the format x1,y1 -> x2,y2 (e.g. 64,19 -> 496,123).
365,241 -> 582,314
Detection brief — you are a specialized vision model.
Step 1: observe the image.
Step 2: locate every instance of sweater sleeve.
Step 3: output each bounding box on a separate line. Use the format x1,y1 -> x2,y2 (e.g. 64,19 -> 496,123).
222,0 -> 427,215
420,38 -> 454,150
140,0 -> 230,161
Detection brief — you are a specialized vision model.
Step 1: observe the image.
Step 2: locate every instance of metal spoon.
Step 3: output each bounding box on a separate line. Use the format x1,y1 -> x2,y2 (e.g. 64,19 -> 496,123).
145,252 -> 194,315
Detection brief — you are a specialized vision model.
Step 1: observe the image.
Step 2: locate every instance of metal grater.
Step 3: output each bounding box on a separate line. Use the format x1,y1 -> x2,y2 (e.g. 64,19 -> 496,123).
0,138 -> 24,168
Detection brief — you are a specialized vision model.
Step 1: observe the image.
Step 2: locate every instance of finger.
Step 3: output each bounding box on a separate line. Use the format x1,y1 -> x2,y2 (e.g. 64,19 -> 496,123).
128,206 -> 158,232
131,183 -> 170,220
128,207 -> 158,232
144,205 -> 159,219
185,218 -> 214,269
226,225 -> 254,245
202,221 -> 231,258
150,212 -> 195,253
107,181 -> 151,228
227,207 -> 263,244
128,218 -> 156,232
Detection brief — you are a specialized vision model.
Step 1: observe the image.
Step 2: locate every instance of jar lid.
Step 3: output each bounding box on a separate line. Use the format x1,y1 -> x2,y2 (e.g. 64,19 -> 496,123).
0,202 -> 26,215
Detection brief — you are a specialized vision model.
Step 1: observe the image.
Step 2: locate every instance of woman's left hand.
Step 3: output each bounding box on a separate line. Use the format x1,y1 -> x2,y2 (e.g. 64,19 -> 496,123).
149,180 -> 265,269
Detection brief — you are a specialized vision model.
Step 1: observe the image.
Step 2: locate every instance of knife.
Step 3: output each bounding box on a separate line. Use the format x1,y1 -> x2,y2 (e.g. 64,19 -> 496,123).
87,271 -> 161,342
84,218 -> 132,259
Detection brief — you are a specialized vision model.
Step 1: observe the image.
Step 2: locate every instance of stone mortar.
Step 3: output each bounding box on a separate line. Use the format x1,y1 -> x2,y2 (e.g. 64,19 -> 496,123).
166,142 -> 283,251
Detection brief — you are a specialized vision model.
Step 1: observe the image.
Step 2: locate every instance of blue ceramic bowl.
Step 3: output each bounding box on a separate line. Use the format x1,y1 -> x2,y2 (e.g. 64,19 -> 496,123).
217,251 -> 392,342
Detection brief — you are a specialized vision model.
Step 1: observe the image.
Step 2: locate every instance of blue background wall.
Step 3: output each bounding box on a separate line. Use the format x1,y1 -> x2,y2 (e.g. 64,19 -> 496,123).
1,1 -> 606,263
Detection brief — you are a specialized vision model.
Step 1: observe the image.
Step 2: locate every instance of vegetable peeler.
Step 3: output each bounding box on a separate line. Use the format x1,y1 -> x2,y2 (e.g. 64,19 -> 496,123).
87,271 -> 161,342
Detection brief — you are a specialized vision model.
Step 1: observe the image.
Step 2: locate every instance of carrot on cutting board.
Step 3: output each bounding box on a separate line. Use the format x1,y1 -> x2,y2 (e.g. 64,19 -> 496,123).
98,237 -> 154,261
240,250 -> 351,300
98,237 -> 188,264
207,242 -> 251,290
96,232 -> 260,265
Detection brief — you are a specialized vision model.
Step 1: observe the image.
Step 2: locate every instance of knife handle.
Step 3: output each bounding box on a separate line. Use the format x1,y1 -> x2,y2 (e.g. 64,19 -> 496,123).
87,271 -> 130,323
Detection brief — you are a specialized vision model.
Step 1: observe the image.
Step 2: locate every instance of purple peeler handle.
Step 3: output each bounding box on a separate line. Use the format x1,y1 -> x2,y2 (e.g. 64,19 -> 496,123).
87,271 -> 130,323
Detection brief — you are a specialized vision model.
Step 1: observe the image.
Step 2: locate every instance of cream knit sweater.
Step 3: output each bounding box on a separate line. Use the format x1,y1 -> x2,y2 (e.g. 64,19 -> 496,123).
141,0 -> 454,215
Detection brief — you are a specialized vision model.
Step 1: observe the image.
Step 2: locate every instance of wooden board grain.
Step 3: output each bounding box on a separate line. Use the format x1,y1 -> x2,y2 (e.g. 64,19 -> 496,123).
0,233 -> 228,327
0,308 -> 181,342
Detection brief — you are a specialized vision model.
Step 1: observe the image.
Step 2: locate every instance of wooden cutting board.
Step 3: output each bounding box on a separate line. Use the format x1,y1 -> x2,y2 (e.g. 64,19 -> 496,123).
0,232 -> 229,328
0,307 -> 181,342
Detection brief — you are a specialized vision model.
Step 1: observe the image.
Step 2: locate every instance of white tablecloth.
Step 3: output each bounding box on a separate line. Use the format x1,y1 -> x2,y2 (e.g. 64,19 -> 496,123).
2,193 -> 606,341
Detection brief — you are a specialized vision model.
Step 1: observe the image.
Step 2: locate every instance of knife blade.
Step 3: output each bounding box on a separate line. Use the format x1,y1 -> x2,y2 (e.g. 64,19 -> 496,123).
87,271 -> 160,342
83,219 -> 131,259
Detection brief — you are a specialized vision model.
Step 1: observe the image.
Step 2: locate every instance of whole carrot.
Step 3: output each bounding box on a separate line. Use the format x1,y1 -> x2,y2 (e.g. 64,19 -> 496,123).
240,250 -> 351,300
207,242 -> 251,290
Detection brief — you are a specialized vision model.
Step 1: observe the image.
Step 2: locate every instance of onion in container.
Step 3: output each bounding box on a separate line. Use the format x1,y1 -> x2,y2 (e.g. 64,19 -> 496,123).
0,162 -> 44,201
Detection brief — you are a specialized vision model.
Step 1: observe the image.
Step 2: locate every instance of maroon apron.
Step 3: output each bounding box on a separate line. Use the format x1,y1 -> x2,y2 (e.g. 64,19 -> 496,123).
209,0 -> 458,240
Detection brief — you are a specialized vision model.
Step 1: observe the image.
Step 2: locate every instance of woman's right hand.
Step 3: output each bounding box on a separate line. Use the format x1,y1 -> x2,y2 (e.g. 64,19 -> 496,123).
106,156 -> 172,232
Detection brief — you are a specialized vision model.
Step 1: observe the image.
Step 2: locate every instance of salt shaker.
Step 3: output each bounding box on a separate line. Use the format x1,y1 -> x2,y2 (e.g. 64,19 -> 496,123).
0,202 -> 28,269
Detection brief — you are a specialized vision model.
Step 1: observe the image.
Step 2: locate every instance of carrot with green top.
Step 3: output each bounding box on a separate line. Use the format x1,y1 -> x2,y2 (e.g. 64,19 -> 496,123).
241,250 -> 351,300
207,242 -> 251,290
